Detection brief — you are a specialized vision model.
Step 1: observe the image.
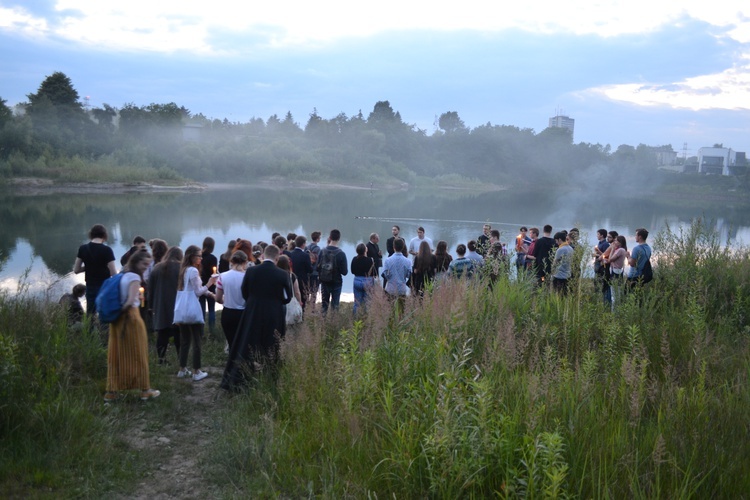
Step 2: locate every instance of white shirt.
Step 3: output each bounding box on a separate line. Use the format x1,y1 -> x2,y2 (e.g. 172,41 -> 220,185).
409,236 -> 434,255
217,269 -> 246,309
119,272 -> 142,308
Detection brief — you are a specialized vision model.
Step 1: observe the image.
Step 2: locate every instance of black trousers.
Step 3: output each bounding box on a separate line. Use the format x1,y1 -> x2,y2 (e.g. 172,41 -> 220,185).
156,325 -> 181,362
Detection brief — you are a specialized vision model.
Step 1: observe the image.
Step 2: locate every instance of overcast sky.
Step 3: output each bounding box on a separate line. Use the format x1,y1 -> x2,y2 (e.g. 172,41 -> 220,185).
1,1 -> 748,154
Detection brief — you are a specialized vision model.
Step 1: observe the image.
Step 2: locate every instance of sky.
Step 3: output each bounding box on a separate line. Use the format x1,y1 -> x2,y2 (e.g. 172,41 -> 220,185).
1,0 -> 749,154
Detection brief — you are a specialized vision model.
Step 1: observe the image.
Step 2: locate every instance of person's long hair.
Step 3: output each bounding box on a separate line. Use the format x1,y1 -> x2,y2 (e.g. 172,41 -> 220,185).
616,235 -> 628,252
124,249 -> 151,279
150,239 -> 168,264
222,239 -> 239,263
414,240 -> 433,273
178,245 -> 202,290
152,246 -> 183,277
434,240 -> 452,271
233,239 -> 256,265
277,254 -> 292,275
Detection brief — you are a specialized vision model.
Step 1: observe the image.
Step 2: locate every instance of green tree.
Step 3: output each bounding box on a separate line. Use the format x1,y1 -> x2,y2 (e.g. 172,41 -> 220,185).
438,111 -> 467,134
25,72 -> 91,155
26,71 -> 81,108
0,97 -> 12,128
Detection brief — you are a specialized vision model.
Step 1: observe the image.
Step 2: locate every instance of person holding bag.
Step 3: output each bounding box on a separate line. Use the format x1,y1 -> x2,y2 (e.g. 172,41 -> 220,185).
277,254 -> 303,325
104,249 -> 160,403
174,245 -> 217,381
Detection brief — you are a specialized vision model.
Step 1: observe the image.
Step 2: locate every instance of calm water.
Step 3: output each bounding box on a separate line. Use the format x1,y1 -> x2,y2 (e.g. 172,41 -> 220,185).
1,185 -> 749,303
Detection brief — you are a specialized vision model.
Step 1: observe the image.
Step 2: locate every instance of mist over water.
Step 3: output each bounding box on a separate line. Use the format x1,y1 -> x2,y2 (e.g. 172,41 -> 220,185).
1,185 -> 748,301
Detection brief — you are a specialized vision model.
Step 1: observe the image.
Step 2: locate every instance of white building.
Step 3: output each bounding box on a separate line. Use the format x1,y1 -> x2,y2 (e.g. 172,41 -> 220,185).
698,147 -> 740,175
548,114 -> 575,140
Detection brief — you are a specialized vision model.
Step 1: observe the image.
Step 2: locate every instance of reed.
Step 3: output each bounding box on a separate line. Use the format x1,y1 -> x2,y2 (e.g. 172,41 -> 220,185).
210,219 -> 750,497
2,218 -> 749,497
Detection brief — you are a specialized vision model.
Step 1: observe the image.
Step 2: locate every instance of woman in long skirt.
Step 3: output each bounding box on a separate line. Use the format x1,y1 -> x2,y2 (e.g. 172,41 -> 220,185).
104,250 -> 160,402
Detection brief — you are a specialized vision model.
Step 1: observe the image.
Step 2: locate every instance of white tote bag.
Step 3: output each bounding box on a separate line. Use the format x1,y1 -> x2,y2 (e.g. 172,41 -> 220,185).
174,290 -> 204,324
286,296 -> 303,325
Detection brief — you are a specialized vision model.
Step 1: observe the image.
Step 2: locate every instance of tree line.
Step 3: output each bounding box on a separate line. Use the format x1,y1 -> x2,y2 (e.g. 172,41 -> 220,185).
0,71 -> 672,186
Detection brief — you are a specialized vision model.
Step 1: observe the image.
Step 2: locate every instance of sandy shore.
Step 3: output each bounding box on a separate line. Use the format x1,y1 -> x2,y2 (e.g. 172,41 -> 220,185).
4,176 -> 503,195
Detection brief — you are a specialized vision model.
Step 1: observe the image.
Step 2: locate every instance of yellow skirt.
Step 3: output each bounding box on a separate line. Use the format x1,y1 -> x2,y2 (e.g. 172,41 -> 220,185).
107,307 -> 151,391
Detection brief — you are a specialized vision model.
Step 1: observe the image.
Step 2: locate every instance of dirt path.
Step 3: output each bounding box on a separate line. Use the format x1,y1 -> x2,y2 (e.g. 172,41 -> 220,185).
114,365 -> 226,499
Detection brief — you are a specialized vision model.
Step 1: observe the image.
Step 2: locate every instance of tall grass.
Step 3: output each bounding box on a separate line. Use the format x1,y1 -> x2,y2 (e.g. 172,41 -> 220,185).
211,219 -> 750,498
0,294 -> 141,496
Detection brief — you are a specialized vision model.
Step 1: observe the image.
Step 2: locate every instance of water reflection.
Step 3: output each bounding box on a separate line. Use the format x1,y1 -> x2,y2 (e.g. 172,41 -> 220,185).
1,185 -> 748,302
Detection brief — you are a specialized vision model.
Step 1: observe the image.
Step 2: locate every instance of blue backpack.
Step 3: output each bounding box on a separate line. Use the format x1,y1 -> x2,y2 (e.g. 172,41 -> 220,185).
95,273 -> 124,323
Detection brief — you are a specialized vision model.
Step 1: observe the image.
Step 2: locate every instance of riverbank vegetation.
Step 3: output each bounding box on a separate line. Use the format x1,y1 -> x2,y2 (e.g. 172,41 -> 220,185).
1,219 -> 748,497
4,72 -> 746,194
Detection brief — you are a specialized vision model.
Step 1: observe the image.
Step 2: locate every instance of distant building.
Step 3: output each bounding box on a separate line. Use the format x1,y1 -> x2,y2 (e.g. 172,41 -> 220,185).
548,114 -> 575,141
698,147 -> 746,176
653,147 -> 678,166
182,123 -> 203,142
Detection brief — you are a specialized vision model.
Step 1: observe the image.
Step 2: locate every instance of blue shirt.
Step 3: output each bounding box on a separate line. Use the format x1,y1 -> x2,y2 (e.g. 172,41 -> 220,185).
628,244 -> 651,279
383,254 -> 412,296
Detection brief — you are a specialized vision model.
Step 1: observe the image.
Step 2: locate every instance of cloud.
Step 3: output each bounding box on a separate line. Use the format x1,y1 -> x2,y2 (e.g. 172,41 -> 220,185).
589,62 -> 750,111
0,1 -> 746,52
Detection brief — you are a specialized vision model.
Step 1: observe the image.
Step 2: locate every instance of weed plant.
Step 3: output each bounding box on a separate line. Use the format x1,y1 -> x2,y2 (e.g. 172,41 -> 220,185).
211,219 -> 750,498
2,219 -> 749,497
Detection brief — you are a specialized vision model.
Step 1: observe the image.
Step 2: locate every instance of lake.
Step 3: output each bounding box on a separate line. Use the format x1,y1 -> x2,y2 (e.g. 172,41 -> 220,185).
1,184 -> 749,304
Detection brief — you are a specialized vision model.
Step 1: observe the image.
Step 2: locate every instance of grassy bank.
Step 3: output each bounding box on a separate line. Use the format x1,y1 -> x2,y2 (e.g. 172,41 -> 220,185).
2,219 -> 749,497
212,219 -> 750,497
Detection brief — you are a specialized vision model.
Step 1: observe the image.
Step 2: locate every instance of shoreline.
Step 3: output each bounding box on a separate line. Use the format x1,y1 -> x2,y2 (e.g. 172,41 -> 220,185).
4,176 -> 506,195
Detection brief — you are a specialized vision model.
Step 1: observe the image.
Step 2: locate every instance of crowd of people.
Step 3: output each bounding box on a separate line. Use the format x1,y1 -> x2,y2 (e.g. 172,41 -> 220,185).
70,222 -> 653,401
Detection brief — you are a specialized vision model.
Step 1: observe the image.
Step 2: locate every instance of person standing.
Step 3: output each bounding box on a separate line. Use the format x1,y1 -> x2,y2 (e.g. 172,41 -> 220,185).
148,246 -> 183,365
366,233 -> 383,278
120,235 -> 147,266
477,224 -> 492,256
220,244 -> 292,391
433,240 -> 453,282
289,235 -> 314,311
104,250 -> 159,403
465,240 -> 484,267
529,225 -> 556,286
351,243 -> 376,314
604,235 -> 628,306
408,226 -> 433,257
448,244 -> 476,279
627,228 -> 653,288
199,237 -> 218,335
551,232 -> 573,294
307,231 -> 322,309
175,245 -> 217,382
383,238 -> 412,310
317,229 -> 348,314
412,240 -> 437,296
593,229 -> 611,302
386,225 -> 400,257
514,227 -> 532,272
215,250 -> 249,351
74,224 -> 117,317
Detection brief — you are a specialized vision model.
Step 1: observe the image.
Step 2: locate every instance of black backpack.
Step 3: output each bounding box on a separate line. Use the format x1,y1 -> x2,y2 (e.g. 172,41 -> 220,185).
641,258 -> 653,283
318,248 -> 338,283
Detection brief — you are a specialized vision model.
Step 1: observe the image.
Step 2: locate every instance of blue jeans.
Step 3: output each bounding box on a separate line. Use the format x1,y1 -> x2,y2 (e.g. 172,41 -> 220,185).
320,282 -> 342,314
352,276 -> 374,315
85,285 -> 101,316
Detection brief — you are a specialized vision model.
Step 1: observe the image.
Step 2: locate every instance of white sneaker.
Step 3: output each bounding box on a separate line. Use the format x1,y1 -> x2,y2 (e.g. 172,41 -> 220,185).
193,370 -> 208,382
177,369 -> 192,378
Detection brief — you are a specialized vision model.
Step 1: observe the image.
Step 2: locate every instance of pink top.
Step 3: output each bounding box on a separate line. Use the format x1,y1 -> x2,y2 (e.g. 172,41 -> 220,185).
609,247 -> 627,270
